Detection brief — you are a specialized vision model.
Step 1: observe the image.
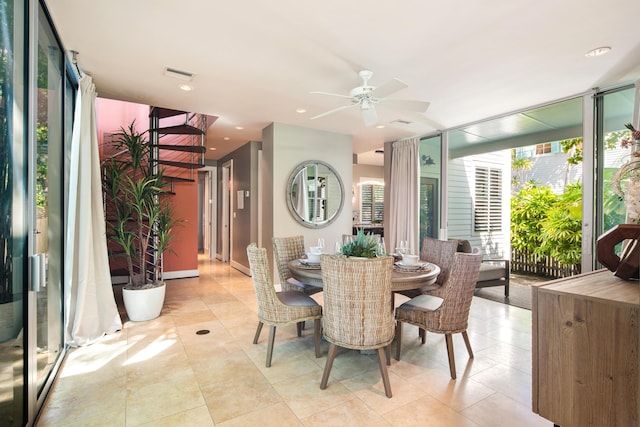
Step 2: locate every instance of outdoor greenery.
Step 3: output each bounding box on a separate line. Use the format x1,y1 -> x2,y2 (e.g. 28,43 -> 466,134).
511,129 -> 631,274
510,182 -> 582,270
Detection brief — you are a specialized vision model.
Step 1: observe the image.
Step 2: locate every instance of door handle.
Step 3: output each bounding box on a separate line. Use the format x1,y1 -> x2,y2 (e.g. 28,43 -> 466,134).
29,253 -> 46,292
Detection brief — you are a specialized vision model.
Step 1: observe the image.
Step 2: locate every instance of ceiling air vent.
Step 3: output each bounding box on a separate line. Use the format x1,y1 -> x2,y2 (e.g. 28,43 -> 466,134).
163,67 -> 194,81
390,119 -> 413,125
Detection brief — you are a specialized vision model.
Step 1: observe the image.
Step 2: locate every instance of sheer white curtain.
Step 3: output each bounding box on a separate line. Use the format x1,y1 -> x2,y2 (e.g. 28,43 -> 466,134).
388,137 -> 420,254
64,75 -> 122,346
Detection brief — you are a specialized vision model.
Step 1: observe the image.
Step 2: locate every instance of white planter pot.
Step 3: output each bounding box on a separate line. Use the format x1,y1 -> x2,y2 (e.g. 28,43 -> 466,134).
122,282 -> 166,322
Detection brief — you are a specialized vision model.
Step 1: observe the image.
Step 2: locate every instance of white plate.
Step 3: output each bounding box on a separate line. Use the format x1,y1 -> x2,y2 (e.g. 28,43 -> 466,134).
299,259 -> 320,266
395,261 -> 429,270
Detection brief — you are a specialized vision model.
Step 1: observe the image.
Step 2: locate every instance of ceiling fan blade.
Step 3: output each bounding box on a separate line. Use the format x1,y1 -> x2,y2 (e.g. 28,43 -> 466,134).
362,105 -> 378,127
371,78 -> 408,99
310,103 -> 358,120
310,91 -> 354,100
382,99 -> 430,113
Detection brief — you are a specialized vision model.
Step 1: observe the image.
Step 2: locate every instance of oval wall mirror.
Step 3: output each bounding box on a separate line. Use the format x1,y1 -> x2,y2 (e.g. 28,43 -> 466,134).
286,160 -> 345,228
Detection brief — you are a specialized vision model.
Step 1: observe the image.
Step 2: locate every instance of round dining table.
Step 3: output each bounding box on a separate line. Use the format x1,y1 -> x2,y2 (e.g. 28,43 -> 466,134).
288,258 -> 441,292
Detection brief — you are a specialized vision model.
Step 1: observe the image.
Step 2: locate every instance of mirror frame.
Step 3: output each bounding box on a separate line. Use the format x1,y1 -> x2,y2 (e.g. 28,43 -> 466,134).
285,160 -> 345,229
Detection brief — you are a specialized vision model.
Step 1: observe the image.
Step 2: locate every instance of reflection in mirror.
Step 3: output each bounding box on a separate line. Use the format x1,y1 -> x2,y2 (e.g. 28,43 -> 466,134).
287,161 -> 344,228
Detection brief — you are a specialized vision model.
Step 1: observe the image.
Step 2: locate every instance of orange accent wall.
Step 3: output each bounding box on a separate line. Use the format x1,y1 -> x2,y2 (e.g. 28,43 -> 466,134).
163,180 -> 199,273
96,97 -> 198,276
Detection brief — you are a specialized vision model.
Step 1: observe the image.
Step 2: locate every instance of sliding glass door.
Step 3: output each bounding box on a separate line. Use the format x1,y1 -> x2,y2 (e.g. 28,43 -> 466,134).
0,0 -> 26,424
0,1 -> 73,425
28,4 -> 65,421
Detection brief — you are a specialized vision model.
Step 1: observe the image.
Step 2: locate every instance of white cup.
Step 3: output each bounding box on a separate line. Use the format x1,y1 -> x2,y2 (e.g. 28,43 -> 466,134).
401,254 -> 419,265
306,252 -> 320,263
310,246 -> 322,255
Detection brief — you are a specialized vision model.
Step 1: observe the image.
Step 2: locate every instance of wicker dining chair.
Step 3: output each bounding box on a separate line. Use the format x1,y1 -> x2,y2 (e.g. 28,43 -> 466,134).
395,237 -> 458,299
246,243 -> 322,367
395,249 -> 482,379
319,254 -> 395,398
273,235 -> 323,295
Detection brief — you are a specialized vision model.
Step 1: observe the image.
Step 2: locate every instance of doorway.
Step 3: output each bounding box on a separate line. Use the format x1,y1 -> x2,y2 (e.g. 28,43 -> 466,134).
198,167 -> 217,259
220,160 -> 233,262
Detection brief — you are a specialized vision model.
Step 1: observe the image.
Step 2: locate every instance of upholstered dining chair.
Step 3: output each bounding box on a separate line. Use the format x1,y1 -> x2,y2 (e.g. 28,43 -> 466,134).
395,236 -> 458,299
319,254 -> 395,398
273,235 -> 323,295
394,249 -> 482,379
246,243 -> 322,367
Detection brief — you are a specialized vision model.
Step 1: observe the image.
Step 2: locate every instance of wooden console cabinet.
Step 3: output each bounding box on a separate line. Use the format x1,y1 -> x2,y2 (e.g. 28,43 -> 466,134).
532,269 -> 639,427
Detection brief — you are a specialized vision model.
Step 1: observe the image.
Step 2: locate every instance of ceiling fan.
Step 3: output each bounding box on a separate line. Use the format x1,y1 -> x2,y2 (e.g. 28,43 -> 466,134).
310,70 -> 430,127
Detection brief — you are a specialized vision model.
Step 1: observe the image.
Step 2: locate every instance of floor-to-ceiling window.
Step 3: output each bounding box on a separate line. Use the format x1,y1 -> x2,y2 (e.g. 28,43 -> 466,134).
418,135 -> 441,250
596,86 -> 635,242
0,0 -> 26,424
0,1 -> 75,425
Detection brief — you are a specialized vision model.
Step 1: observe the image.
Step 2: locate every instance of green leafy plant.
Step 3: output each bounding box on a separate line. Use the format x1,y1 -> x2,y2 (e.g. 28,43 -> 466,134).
340,228 -> 379,258
102,121 -> 181,289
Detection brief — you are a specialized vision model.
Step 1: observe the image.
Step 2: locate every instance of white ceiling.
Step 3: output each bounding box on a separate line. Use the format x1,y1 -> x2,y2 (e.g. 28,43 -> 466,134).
45,0 -> 640,165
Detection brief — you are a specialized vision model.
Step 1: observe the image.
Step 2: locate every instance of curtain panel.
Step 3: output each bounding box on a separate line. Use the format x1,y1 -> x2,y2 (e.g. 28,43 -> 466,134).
388,137 -> 420,254
64,75 -> 122,346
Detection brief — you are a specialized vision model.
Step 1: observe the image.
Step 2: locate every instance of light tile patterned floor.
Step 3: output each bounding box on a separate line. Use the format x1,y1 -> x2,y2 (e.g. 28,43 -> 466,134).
36,256 -> 550,427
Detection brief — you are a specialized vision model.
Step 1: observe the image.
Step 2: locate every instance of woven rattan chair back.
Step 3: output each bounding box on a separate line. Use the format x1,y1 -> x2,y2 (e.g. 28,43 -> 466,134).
436,249 -> 483,332
321,255 -> 395,348
420,237 -> 458,287
319,254 -> 395,397
272,235 -> 304,287
272,235 -> 322,295
247,243 -> 282,323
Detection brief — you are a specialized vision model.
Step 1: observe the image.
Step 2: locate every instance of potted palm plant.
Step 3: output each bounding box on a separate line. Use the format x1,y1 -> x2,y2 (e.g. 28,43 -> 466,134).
102,121 -> 181,321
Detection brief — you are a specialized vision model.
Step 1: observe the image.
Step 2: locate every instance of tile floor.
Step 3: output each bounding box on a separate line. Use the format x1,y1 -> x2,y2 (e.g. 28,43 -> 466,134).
36,256 -> 551,427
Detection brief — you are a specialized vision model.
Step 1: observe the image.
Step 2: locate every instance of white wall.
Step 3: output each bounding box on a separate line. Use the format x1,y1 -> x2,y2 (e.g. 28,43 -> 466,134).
263,122 -> 353,261
447,150 -> 511,259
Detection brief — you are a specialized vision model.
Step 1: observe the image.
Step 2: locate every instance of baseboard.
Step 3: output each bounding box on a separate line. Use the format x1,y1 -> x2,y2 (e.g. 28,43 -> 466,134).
230,260 -> 250,276
162,269 -> 199,280
111,276 -> 128,285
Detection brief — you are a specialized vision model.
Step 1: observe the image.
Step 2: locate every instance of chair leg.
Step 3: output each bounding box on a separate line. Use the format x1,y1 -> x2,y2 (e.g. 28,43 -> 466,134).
296,322 -> 303,337
313,319 -> 321,358
395,321 -> 402,361
376,348 -> 393,398
266,325 -> 276,368
320,343 -> 338,390
445,333 -> 456,379
253,321 -> 264,344
462,330 -> 474,359
384,345 -> 391,366
419,328 -> 426,344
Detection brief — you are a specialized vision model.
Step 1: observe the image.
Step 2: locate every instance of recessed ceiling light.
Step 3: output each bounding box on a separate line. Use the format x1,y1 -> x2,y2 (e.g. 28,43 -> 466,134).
234,126 -> 244,130
209,147 -> 216,151
296,108 -> 307,113
585,46 -> 611,57
223,137 -> 230,141
178,84 -> 193,91
376,124 -> 385,129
